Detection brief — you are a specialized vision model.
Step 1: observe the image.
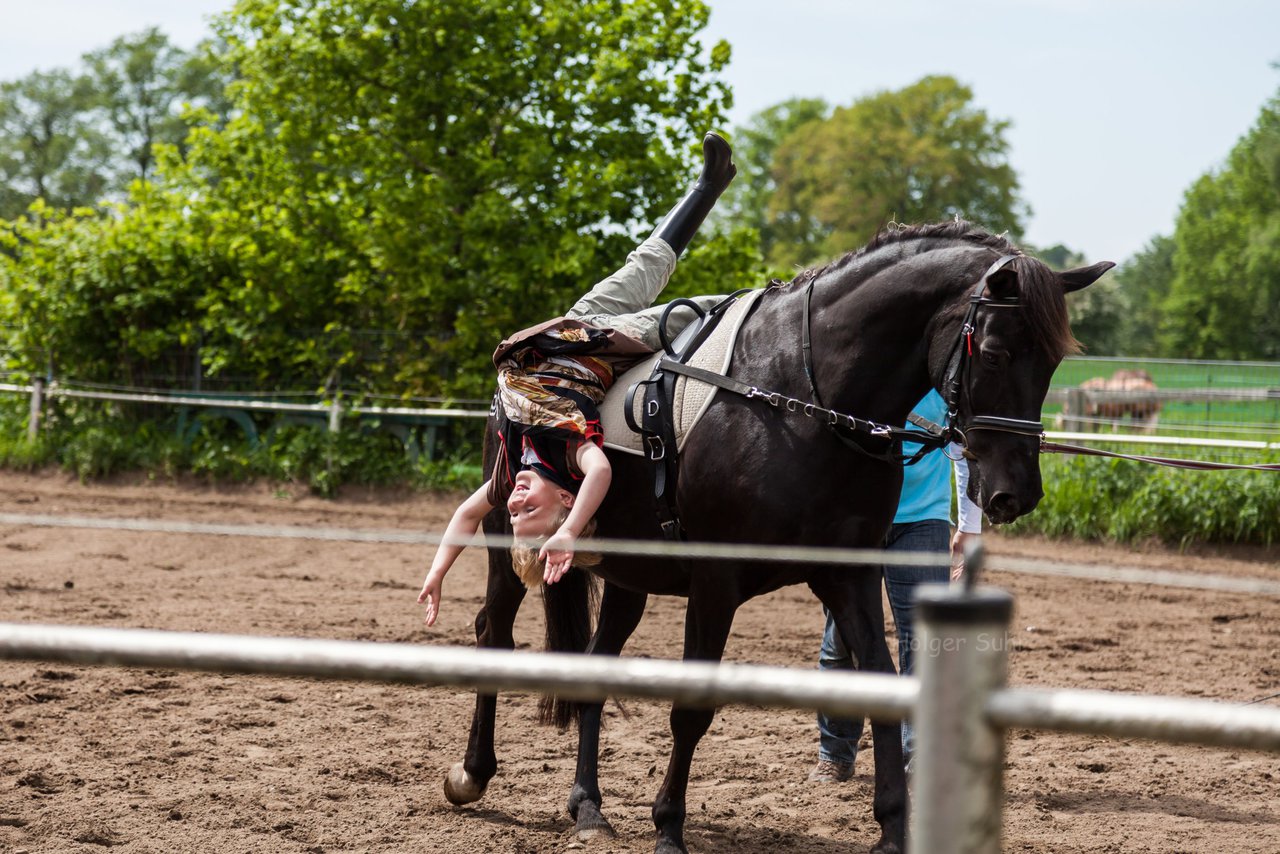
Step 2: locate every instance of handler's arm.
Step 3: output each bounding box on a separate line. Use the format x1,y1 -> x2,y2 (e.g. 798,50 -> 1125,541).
418,481 -> 494,626
540,442 -> 612,583
950,454 -> 983,581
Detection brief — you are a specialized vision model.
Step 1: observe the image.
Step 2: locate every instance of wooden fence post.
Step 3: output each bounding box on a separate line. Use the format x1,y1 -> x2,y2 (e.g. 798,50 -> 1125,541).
328,396 -> 342,434
1063,387 -> 1087,432
27,378 -> 44,442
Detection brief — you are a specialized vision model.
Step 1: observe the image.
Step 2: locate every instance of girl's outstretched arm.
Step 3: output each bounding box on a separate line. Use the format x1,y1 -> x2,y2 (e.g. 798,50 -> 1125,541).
540,442 -> 611,583
418,480 -> 495,626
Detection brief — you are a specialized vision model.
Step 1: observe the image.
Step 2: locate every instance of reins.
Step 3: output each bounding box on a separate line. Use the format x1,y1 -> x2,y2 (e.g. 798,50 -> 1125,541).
795,276 -> 951,464
659,255 -> 1040,467
653,254 -> 1279,477
656,359 -> 942,465
1040,439 -> 1280,471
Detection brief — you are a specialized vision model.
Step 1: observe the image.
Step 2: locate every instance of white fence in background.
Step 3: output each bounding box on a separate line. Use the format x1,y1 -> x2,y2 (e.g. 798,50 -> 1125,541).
3,380 -> 1277,453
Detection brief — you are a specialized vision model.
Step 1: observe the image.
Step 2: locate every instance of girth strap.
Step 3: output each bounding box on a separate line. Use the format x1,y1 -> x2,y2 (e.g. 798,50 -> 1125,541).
624,293 -> 746,541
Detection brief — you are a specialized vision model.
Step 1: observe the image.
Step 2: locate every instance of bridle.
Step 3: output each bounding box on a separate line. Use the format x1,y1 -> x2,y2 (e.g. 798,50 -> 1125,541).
937,253 -> 1047,448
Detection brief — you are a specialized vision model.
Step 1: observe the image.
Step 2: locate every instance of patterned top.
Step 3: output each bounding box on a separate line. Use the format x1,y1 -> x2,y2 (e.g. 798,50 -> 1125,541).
490,326 -> 621,501
495,327 -> 615,441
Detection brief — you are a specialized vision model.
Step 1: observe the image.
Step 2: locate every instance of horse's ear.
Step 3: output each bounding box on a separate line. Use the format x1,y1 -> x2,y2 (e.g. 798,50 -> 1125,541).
1060,261 -> 1115,293
986,267 -> 1019,300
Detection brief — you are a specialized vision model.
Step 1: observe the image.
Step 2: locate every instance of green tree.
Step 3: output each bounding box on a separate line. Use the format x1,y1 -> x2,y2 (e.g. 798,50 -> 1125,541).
2,0 -> 755,403
0,69 -> 111,217
716,97 -> 829,267
1111,234 -> 1174,357
83,28 -> 234,185
159,0 -> 742,398
1161,89 -> 1280,360
768,75 -> 1027,269
0,197 -> 204,387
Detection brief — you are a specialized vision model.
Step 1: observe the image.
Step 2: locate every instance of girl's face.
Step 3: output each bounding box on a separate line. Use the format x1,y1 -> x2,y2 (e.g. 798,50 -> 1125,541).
507,469 -> 573,538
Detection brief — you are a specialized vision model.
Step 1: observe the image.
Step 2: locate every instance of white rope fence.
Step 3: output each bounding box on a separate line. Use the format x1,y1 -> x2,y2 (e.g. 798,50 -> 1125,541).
4,380 -> 1277,450
3,510 -> 1278,597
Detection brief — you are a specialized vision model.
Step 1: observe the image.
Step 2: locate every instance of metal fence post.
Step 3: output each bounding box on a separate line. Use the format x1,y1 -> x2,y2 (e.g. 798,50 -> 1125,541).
910,546 -> 1012,854
27,378 -> 44,442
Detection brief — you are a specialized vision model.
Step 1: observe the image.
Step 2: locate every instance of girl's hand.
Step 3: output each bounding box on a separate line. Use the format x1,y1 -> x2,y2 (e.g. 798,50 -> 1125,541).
539,529 -> 576,584
417,571 -> 444,627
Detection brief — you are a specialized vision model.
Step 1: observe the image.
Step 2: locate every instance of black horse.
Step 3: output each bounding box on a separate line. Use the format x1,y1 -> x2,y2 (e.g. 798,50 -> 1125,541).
445,220 -> 1112,854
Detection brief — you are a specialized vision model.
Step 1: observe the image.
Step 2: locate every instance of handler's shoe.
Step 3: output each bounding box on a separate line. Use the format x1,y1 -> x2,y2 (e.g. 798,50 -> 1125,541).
807,758 -> 854,783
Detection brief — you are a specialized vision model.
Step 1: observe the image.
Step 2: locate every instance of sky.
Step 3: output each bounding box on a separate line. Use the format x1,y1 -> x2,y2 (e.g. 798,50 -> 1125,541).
1,0 -> 1277,266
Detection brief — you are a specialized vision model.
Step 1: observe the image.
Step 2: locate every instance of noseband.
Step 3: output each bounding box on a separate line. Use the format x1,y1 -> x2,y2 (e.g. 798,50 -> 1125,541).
938,254 -> 1046,446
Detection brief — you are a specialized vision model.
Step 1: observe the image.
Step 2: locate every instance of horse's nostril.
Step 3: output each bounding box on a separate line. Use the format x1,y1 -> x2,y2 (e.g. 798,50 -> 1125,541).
988,492 -> 1020,522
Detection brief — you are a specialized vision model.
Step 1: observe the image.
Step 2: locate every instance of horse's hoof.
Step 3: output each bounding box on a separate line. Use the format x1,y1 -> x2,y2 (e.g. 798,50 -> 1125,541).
870,841 -> 903,854
654,839 -> 686,854
574,800 -> 616,841
443,762 -> 486,805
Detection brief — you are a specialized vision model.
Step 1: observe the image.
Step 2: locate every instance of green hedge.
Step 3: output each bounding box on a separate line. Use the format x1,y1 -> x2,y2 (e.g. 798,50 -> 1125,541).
0,400 -> 484,498
1010,452 -> 1280,547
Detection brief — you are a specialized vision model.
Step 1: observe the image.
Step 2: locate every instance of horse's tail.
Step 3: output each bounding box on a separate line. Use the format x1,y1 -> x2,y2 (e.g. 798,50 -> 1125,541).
538,567 -> 600,728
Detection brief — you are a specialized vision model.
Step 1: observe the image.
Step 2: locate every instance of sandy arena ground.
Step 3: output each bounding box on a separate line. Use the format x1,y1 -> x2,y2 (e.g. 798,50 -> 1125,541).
0,470 -> 1277,853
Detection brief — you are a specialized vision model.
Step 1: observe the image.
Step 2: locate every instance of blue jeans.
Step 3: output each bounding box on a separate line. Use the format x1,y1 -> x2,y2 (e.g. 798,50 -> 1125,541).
816,519 -> 950,768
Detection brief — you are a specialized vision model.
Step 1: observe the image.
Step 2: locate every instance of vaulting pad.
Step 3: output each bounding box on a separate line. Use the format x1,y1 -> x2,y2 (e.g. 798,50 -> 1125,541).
600,288 -> 766,456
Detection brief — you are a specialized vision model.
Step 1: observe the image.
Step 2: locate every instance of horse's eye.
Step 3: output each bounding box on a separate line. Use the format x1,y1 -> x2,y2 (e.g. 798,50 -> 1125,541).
980,348 -> 1007,367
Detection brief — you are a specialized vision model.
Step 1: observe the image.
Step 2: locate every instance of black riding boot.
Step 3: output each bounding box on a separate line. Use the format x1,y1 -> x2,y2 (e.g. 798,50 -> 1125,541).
650,132 -> 737,257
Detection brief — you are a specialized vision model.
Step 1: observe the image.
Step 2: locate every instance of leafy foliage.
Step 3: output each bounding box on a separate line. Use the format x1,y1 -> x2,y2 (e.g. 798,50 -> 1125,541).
1010,453 -> 1280,547
0,31 -> 228,218
1105,86 -> 1280,361
82,27 -> 234,184
765,75 -> 1027,269
1109,235 -> 1175,357
1159,89 -> 1280,360
1,1 -> 764,403
714,97 -> 831,270
0,69 -> 111,216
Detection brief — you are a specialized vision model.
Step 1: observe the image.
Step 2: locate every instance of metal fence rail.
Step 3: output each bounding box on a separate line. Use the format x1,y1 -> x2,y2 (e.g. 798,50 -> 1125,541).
2,621 -> 1277,751
3,597 -> 1279,854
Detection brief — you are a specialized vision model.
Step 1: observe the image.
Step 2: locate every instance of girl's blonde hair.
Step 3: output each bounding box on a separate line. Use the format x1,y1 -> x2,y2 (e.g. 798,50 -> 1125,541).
510,508 -> 601,588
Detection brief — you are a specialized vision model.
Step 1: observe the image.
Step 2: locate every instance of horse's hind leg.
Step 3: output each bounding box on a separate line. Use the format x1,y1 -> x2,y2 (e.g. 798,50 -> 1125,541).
568,582 -> 648,840
445,548 -> 526,806
809,571 -> 907,854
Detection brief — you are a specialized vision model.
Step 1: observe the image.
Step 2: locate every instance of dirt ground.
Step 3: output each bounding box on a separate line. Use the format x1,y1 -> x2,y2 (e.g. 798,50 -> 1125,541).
0,470 -> 1277,854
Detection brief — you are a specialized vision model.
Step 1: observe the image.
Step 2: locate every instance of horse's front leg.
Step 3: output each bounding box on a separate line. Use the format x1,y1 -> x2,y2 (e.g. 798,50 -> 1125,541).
651,580 -> 738,854
810,571 -> 907,854
445,548 -> 526,805
567,581 -> 649,840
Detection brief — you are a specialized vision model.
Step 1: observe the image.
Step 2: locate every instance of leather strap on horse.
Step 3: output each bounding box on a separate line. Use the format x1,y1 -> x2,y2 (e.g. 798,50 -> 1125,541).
625,293 -> 747,541
1041,440 -> 1280,472
800,276 -> 938,462
656,360 -> 945,466
939,254 -> 1045,442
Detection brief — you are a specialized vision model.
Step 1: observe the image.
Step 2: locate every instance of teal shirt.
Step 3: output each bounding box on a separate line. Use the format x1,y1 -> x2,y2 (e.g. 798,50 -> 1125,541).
894,389 -> 953,524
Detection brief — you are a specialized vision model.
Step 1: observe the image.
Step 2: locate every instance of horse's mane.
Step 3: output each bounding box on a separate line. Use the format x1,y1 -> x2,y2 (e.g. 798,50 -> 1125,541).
790,220 -> 1080,359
